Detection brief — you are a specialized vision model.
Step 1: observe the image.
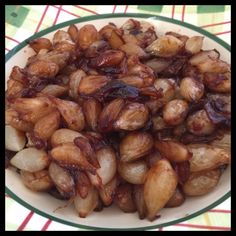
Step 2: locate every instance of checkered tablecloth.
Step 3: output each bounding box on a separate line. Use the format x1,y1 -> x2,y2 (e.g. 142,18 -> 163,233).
5,5 -> 231,231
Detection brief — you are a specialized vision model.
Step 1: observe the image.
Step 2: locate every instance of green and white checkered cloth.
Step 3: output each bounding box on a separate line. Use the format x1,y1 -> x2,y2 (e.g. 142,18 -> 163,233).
5,5 -> 231,231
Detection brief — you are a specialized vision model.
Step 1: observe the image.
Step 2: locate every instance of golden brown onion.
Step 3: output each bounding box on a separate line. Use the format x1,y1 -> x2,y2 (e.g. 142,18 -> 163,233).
133,185 -> 147,219
180,77 -> 204,102
5,109 -> 34,132
114,183 -> 136,213
27,60 -> 59,78
144,159 -> 178,221
34,110 -> 60,140
78,24 -> 99,50
99,176 -> 119,206
11,97 -> 55,124
188,144 -> 230,172
48,162 -> 75,197
203,72 -> 231,93
146,35 -> 183,57
185,36 -> 204,54
29,38 -> 52,53
118,160 -> 148,184
75,171 -> 91,199
83,98 -> 102,131
146,150 -> 163,168
114,102 -> 149,131
119,43 -> 148,58
163,99 -> 189,126
155,140 -> 192,163
165,187 -> 185,208
78,75 -> 110,95
186,109 -> 215,136
90,50 -> 125,68
183,169 -> 221,196
67,24 -> 79,43
120,132 -> 154,162
41,85 -> 68,97
98,98 -> 125,132
50,143 -> 96,173
50,129 -> 85,147
52,97 -> 85,131
69,69 -> 86,99
21,169 -> 53,192
74,186 -> 99,218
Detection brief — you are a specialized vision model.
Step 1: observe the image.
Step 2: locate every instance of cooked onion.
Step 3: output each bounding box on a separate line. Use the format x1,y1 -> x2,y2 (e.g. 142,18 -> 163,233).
10,148 -> 49,172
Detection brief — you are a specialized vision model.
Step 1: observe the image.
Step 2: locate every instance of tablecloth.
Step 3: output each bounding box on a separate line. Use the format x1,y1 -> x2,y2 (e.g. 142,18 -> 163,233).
5,5 -> 231,231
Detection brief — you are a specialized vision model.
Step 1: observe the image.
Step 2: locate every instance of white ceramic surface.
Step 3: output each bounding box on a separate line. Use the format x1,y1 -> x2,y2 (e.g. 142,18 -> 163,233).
5,14 -> 231,230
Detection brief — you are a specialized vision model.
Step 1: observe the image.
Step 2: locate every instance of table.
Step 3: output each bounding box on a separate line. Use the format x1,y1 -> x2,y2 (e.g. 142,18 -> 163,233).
5,5 -> 231,231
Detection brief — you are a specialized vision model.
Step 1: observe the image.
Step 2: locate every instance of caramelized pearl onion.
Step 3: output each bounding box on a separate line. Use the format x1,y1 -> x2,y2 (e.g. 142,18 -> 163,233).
5,18 -> 230,222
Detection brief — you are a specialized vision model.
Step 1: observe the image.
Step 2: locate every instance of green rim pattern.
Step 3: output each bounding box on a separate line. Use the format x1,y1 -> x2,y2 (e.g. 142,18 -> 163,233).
5,13 -> 231,231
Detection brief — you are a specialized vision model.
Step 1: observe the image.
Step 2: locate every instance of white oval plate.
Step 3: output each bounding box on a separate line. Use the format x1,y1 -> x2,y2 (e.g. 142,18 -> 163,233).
5,13 -> 231,230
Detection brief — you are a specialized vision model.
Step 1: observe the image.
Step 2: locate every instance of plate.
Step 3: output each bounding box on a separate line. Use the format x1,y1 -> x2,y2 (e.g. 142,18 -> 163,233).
5,13 -> 231,230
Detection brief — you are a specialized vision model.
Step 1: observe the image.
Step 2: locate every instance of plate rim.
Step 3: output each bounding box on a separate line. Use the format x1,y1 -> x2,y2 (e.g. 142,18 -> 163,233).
5,12 -> 231,231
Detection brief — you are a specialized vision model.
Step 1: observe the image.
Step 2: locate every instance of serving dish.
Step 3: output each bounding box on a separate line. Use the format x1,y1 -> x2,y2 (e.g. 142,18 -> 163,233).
5,13 -> 231,230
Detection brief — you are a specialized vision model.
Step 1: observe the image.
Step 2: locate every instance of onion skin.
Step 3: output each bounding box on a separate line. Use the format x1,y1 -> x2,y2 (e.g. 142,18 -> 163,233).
50,143 -> 96,174
144,159 -> 178,221
99,176 -> 119,206
74,136 -> 100,169
75,171 -> 91,199
98,98 -> 125,132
